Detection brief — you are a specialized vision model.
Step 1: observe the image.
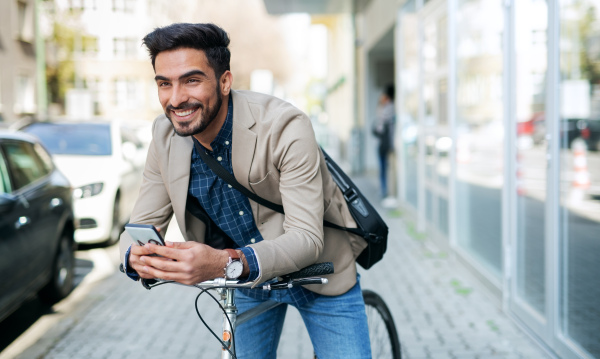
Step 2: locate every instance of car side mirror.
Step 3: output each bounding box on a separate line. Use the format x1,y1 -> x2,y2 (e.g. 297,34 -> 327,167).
0,193 -> 18,215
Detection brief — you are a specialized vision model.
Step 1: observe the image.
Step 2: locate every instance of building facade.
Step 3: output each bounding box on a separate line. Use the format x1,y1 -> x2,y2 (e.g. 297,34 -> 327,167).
0,0 -> 38,124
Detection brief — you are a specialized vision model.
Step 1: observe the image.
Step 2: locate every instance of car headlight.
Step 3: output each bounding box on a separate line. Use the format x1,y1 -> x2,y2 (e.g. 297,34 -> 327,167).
73,183 -> 104,198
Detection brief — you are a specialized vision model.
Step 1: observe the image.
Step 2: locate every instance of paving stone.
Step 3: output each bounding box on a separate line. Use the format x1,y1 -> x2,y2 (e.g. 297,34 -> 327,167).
9,175 -> 554,359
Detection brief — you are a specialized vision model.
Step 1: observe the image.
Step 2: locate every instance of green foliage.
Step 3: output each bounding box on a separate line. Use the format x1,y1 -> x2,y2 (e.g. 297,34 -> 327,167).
45,23 -> 96,107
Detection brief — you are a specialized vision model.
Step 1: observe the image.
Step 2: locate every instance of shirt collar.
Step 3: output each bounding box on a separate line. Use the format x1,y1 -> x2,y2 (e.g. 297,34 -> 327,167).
209,94 -> 233,153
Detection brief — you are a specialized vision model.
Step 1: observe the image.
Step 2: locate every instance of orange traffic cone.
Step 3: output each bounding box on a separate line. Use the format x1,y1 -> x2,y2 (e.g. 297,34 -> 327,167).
572,139 -> 590,190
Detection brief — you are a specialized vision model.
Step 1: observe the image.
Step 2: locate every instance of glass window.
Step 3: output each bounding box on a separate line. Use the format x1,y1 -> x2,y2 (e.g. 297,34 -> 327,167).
399,2 -> 419,208
17,0 -> 33,42
3,141 -> 48,190
559,0 -> 600,356
16,75 -> 35,114
113,38 -> 138,57
23,123 -> 112,156
114,78 -> 140,109
112,0 -> 135,13
514,0 -> 548,317
455,0 -> 504,279
0,150 -> 11,194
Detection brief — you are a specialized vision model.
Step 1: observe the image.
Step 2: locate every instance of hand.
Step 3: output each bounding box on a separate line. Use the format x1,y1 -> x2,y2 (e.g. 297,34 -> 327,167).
136,241 -> 229,285
128,226 -> 164,280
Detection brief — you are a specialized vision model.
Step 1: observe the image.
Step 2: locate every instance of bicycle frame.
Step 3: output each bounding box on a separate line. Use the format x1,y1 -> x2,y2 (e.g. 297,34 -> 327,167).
135,263 -> 333,358
217,287 -> 283,358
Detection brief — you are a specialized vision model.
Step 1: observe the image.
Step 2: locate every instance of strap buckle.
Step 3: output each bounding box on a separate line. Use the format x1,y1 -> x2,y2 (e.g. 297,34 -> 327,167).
343,188 -> 359,202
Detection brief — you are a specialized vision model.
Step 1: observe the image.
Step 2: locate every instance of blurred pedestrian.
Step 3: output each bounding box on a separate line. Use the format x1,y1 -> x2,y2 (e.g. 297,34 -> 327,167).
372,84 -> 396,208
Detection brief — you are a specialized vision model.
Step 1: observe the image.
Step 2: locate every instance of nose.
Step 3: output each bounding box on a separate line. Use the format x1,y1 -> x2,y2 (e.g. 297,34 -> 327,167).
169,84 -> 188,108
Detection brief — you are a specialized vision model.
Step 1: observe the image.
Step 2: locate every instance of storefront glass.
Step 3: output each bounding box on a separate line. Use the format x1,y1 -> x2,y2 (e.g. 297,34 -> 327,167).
400,2 -> 419,208
559,0 -> 600,356
514,0 -> 547,317
455,0 -> 504,278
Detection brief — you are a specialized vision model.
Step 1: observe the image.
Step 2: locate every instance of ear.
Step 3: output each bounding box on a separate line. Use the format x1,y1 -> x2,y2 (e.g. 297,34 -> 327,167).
220,70 -> 233,96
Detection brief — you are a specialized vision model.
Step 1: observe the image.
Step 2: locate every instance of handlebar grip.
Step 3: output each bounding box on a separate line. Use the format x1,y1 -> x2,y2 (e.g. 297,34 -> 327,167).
283,262 -> 334,280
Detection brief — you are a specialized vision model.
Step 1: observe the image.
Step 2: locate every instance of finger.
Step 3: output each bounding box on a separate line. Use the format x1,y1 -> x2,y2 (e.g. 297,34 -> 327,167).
130,245 -> 154,256
138,264 -> 186,283
140,255 -> 181,272
146,242 -> 198,260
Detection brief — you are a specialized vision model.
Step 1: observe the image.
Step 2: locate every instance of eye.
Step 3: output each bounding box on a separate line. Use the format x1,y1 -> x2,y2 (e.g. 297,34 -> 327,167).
157,81 -> 171,87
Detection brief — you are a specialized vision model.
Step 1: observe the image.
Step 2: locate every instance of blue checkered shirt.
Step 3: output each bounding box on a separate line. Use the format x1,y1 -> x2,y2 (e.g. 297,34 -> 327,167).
188,96 -> 320,306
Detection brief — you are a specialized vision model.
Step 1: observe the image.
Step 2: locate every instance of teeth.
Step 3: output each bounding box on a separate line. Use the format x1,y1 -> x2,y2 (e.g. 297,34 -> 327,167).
174,109 -> 195,116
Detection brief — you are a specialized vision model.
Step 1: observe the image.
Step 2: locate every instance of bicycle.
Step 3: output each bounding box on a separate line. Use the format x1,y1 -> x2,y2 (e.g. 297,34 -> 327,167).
122,262 -> 401,358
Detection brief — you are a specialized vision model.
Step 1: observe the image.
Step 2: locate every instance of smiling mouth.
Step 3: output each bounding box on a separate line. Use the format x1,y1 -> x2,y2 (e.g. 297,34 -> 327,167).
173,108 -> 198,117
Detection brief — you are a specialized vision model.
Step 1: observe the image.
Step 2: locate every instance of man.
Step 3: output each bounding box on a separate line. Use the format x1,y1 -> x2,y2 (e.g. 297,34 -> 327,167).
120,23 -> 370,358
372,84 -> 395,207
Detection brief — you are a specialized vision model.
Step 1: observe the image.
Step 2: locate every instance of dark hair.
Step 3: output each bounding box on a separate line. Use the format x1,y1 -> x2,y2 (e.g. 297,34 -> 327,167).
385,84 -> 395,101
142,23 -> 231,79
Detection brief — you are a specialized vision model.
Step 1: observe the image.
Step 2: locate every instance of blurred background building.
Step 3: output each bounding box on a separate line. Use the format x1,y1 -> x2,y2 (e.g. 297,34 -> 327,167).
0,0 -> 38,124
0,0 -> 599,358
267,1 -> 599,358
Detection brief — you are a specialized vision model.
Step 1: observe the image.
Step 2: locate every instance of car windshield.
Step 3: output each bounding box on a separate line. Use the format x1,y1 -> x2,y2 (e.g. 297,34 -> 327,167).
24,123 -> 112,156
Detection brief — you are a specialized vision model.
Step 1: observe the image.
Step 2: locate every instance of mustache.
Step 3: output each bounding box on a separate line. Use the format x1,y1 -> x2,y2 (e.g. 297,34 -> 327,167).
166,102 -> 203,112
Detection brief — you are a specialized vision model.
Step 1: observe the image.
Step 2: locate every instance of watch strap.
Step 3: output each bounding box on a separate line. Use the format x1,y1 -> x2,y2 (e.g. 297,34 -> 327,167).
225,248 -> 240,261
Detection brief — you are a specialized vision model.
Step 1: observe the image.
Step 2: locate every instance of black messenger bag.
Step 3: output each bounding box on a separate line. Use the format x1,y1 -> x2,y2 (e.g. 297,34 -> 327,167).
193,139 -> 388,269
320,149 -> 388,269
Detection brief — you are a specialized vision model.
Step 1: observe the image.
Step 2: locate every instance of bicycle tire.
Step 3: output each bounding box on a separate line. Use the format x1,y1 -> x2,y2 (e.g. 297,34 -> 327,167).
363,289 -> 402,359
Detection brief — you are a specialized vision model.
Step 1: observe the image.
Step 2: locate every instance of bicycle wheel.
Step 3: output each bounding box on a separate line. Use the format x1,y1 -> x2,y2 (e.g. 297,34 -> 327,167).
363,289 -> 402,359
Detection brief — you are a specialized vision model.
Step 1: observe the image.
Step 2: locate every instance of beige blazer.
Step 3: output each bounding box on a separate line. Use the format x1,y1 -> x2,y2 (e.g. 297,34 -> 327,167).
119,90 -> 367,296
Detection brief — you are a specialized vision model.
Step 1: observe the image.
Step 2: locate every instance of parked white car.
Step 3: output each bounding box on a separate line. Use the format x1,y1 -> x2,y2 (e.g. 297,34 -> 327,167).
22,120 -> 146,245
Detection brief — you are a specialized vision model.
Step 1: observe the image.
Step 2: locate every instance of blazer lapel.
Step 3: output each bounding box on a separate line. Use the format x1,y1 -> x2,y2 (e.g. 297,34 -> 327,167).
231,90 -> 257,191
169,133 -> 193,235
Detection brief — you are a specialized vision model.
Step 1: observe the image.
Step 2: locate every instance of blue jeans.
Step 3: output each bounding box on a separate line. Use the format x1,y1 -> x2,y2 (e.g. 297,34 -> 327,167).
234,276 -> 371,359
379,152 -> 388,198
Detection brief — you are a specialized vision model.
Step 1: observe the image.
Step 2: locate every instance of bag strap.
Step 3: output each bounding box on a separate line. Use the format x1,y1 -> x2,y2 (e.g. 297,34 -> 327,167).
193,138 -> 365,237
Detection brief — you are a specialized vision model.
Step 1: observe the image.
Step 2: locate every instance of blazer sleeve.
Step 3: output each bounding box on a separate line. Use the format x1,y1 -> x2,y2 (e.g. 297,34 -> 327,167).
246,111 -> 326,283
118,118 -> 174,264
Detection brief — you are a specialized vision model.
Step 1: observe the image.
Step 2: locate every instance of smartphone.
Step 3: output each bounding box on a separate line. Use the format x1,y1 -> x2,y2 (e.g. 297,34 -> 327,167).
124,223 -> 165,246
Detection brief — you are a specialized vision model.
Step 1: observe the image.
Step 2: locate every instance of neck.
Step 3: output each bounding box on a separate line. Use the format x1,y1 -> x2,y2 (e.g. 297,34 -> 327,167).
193,94 -> 229,150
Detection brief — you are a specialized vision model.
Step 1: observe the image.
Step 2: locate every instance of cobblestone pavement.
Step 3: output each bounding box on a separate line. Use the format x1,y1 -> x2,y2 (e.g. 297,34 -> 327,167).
10,176 -> 552,359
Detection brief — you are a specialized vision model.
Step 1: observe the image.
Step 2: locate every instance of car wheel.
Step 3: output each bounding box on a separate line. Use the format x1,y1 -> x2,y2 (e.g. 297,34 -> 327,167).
39,231 -> 75,305
105,194 -> 121,246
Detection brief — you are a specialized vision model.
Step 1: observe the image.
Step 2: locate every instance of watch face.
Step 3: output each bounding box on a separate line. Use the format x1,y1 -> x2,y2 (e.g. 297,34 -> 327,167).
226,261 -> 243,279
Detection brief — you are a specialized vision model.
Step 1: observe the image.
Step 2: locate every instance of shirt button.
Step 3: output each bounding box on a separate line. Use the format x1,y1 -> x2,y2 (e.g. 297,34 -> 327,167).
217,156 -> 222,161
239,211 -> 244,216
228,184 -> 232,188
225,141 -> 230,145
250,238 -> 256,243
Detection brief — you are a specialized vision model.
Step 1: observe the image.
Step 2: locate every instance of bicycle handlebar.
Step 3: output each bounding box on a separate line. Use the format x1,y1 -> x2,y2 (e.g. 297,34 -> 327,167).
119,262 -> 334,291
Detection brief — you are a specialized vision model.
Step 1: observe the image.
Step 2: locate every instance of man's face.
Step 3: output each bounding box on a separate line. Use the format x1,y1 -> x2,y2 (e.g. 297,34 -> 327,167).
154,48 -> 224,137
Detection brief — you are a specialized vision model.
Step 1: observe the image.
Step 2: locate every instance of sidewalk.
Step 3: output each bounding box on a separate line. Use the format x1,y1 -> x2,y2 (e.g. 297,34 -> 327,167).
13,175 -> 551,359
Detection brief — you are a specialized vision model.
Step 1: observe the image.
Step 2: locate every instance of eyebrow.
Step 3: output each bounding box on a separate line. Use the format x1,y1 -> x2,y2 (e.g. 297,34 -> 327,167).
154,69 -> 208,82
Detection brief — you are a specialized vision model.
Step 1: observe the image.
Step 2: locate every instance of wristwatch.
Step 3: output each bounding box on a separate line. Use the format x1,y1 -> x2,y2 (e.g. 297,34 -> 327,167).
224,248 -> 243,279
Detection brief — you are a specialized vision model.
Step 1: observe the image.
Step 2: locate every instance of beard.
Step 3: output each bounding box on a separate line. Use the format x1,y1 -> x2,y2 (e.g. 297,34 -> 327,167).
165,84 -> 223,137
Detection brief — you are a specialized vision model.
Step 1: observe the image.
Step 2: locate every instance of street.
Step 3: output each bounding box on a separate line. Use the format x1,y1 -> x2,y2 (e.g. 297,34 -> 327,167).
0,177 -> 551,359
0,242 -> 121,358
